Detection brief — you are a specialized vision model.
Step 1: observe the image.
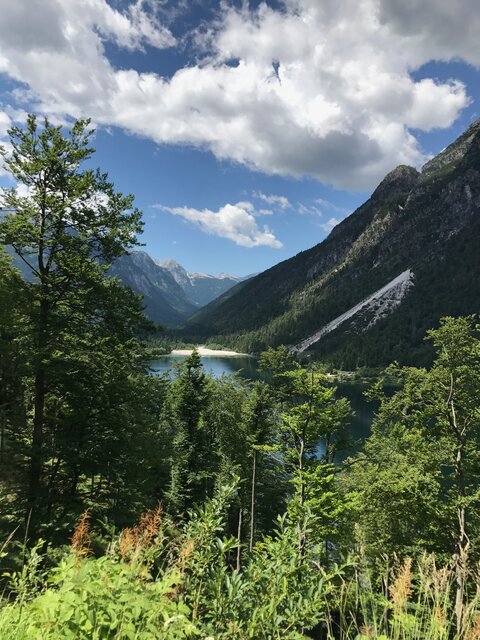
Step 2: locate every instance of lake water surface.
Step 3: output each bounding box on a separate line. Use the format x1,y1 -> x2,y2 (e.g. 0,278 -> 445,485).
150,354 -> 261,380
150,354 -> 376,453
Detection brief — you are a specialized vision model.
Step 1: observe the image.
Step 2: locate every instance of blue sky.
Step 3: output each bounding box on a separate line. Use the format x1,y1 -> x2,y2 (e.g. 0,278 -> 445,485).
0,0 -> 479,276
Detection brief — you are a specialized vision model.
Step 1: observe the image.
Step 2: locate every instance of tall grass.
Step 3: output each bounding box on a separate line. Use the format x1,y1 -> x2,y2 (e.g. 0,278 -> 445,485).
328,554 -> 480,639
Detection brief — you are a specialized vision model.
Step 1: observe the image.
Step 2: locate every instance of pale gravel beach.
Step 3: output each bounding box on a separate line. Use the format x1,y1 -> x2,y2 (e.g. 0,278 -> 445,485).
171,346 -> 245,357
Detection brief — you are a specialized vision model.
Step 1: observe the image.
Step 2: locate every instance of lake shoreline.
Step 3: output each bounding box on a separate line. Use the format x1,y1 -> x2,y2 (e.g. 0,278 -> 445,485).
170,345 -> 247,357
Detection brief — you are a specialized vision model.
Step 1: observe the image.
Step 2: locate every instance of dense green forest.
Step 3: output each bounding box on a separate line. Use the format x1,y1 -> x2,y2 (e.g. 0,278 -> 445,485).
1,117 -> 480,638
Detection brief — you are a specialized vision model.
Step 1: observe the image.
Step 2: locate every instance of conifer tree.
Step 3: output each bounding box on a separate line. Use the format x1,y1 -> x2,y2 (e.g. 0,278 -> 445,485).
166,349 -> 210,514
0,115 -> 146,531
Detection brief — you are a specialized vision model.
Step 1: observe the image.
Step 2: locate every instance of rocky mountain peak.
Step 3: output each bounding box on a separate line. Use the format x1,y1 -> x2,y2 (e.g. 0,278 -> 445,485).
421,118 -> 480,179
157,259 -> 249,307
370,165 -> 420,203
155,258 -> 191,286
155,258 -> 185,273
156,258 -> 180,269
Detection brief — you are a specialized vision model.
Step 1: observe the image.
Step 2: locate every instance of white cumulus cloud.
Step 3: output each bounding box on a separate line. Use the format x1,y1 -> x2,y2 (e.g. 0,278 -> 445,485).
0,0 -> 478,188
154,201 -> 283,248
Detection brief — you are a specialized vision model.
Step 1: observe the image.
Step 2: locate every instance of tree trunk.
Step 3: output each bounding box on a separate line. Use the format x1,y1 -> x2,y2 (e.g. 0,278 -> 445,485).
454,441 -> 468,634
28,366 -> 45,507
450,389 -> 468,635
298,436 -> 305,509
28,296 -> 49,522
249,450 -> 256,553
236,507 -> 242,571
298,435 -> 306,556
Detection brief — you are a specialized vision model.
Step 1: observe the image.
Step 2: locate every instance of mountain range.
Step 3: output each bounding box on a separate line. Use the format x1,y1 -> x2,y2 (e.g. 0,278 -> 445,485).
155,259 -> 251,308
184,119 -> 480,367
0,228 -> 248,327
3,118 -> 479,362
109,253 -> 248,326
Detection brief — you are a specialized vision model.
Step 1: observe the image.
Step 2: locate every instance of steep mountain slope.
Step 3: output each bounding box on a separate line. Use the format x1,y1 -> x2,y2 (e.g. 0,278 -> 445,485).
157,259 -> 251,307
186,119 -> 480,366
0,231 -> 196,327
109,251 -> 196,327
0,224 -> 240,328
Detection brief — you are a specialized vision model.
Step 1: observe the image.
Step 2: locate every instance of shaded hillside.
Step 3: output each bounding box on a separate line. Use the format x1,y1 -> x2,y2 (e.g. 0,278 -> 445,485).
109,251 -> 196,327
185,119 -> 480,366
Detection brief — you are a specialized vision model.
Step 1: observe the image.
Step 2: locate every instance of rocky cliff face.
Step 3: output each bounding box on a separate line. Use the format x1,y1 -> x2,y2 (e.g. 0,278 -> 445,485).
186,119 -> 480,366
421,119 -> 480,179
157,259 -> 250,307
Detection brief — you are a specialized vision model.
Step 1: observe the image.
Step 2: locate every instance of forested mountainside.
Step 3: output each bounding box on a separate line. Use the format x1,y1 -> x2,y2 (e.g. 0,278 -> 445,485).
156,258 -> 251,307
109,251 -> 196,326
186,119 -> 480,367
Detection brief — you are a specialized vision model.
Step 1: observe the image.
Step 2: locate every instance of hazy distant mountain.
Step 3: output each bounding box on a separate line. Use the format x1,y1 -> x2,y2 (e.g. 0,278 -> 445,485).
111,254 -> 251,326
109,251 -> 196,327
185,119 -> 480,367
156,258 -> 252,307
0,222 -> 248,327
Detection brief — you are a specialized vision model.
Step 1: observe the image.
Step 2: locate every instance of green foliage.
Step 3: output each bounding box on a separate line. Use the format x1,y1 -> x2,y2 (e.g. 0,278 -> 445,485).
144,336 -> 203,357
203,342 -> 231,351
0,484 -> 341,640
343,412 -> 450,559
2,113 -> 480,639
29,559 -> 193,640
0,248 -> 26,503
4,487 -> 480,639
344,317 -> 480,569
164,349 -> 210,514
258,345 -> 297,403
0,115 -> 161,537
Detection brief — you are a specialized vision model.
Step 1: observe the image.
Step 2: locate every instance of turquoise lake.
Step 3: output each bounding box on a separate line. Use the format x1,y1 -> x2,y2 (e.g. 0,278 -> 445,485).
150,354 -> 261,380
150,354 -> 376,456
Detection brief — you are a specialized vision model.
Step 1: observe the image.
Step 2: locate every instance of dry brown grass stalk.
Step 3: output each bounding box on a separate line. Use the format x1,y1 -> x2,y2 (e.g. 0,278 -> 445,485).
390,557 -> 413,608
466,613 -> 480,640
71,511 -> 92,559
119,503 -> 163,561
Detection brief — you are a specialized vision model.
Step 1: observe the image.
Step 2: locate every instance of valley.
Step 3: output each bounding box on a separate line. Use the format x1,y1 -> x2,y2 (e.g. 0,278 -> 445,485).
109,252 -> 249,326
4,118 -> 479,370
0,93 -> 478,640
1,2 -> 480,636
179,119 -> 480,367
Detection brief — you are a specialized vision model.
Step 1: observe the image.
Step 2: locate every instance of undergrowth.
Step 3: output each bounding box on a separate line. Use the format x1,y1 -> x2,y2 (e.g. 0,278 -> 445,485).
1,484 -> 479,639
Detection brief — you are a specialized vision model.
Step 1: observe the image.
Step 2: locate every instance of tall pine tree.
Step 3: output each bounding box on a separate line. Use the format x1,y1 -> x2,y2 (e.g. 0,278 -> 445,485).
0,116 -> 151,533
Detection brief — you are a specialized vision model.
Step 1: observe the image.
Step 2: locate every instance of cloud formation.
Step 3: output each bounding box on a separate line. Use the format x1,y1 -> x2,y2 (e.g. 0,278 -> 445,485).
320,217 -> 341,233
0,0 -> 478,188
253,192 -> 291,210
154,201 -> 283,248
